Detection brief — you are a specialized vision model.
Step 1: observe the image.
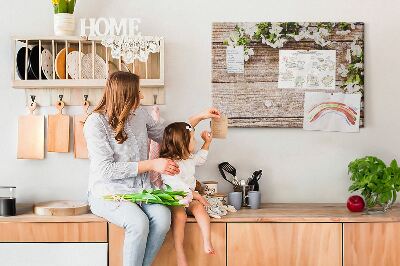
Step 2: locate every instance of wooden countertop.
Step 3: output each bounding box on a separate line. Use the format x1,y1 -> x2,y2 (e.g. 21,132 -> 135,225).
198,203 -> 400,223
0,205 -> 106,223
2,203 -> 400,223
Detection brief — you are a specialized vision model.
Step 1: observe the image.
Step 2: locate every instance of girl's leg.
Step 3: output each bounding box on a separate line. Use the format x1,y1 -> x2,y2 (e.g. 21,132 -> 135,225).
171,206 -> 188,266
187,200 -> 215,254
140,204 -> 171,266
88,195 -> 149,266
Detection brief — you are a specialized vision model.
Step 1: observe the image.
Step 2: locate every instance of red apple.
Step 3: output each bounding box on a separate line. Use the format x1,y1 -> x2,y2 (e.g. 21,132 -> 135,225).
347,195 -> 365,212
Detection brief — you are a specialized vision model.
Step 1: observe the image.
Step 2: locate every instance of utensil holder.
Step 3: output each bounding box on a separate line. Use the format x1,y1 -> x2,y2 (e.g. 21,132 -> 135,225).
234,185 -> 254,207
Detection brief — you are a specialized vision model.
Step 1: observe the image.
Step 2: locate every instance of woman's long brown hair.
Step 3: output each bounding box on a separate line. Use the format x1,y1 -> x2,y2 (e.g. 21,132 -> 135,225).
93,71 -> 141,144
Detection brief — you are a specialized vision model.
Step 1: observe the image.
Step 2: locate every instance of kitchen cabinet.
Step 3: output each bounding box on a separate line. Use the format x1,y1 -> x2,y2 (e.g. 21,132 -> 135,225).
0,222 -> 107,242
3,204 -> 400,266
0,243 -> 107,266
344,223 -> 400,266
227,223 -> 342,266
109,222 -> 227,266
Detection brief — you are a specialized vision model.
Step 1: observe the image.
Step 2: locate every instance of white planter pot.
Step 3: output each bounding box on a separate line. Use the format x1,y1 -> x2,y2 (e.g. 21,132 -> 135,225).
54,13 -> 75,36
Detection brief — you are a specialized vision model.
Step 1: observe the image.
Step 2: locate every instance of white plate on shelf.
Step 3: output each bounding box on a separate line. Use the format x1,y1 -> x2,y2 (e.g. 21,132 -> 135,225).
81,53 -> 107,79
66,51 -> 85,79
41,49 -> 53,80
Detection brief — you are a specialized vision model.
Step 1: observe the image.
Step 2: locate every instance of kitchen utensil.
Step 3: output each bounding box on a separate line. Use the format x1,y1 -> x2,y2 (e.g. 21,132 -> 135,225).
55,47 -> 77,79
228,192 -> 242,210
0,186 -> 16,217
248,170 -> 262,191
248,191 -> 261,209
66,51 -> 85,79
211,115 -> 228,139
203,181 -> 218,195
41,48 -> 54,80
81,53 -> 107,79
16,47 -> 35,80
28,45 -> 46,80
234,184 -> 254,207
48,98 -> 70,153
17,101 -> 44,159
74,97 -> 90,159
34,201 -> 89,216
218,162 -> 238,185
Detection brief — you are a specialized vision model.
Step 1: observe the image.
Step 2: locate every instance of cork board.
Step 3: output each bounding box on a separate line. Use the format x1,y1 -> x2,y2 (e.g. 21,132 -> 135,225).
211,22 -> 364,128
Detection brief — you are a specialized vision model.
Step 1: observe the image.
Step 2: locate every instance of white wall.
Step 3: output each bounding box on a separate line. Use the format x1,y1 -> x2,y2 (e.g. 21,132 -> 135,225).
0,0 -> 399,203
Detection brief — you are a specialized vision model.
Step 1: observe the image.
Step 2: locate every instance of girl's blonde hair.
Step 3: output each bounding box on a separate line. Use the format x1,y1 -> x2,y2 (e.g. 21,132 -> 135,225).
160,122 -> 193,160
93,71 -> 141,144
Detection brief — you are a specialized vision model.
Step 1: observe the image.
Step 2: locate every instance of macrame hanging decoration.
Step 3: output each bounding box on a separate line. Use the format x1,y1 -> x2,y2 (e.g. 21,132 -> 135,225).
102,34 -> 162,64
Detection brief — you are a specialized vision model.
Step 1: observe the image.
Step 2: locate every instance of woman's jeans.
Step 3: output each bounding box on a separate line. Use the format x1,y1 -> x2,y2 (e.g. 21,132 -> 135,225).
88,194 -> 171,266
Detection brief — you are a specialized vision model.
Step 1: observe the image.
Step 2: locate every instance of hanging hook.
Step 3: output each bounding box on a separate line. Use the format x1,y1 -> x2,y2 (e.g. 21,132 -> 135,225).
153,94 -> 158,105
59,95 -> 64,101
30,95 -> 36,106
84,94 -> 88,102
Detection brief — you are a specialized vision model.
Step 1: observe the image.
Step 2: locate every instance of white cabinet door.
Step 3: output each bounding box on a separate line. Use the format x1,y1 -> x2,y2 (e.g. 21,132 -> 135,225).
0,243 -> 107,266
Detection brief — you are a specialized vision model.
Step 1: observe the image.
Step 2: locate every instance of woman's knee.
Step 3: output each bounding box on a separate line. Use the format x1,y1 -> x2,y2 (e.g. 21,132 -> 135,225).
124,209 -> 150,236
149,205 -> 172,234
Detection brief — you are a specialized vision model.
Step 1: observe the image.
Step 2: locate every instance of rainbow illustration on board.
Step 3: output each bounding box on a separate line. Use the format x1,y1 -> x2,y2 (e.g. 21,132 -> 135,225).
307,102 -> 358,126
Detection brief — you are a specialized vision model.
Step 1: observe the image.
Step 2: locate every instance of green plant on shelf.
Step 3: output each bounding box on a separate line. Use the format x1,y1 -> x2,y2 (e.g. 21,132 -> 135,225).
52,0 -> 76,14
348,156 -> 400,212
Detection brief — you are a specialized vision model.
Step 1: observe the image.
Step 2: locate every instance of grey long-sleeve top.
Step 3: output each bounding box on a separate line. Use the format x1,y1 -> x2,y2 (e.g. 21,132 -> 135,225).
83,107 -> 165,198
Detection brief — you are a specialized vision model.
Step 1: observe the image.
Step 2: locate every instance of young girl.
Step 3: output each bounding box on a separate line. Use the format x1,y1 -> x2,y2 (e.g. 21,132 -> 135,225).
160,122 -> 214,266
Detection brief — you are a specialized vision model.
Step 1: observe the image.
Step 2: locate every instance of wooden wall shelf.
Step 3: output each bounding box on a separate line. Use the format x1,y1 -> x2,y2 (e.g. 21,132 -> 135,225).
12,36 -> 165,106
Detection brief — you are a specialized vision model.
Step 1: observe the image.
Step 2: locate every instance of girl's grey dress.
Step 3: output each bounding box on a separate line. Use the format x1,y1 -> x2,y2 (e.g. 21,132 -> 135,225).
84,107 -> 171,266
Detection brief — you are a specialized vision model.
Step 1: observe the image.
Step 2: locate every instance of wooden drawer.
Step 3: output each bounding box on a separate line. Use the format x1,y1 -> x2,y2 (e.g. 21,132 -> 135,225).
344,223 -> 400,266
227,223 -> 342,266
0,222 -> 107,242
0,243 -> 108,266
109,222 -> 226,266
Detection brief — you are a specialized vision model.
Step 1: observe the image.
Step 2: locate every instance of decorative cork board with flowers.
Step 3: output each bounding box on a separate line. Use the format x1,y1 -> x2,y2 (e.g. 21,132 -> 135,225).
211,22 -> 364,128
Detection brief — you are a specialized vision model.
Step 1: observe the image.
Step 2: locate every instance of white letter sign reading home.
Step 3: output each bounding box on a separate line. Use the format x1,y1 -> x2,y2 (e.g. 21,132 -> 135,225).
80,18 -> 142,37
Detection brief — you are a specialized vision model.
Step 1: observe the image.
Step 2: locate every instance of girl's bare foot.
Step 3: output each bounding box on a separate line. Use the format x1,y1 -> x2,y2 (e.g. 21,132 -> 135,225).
204,241 -> 216,255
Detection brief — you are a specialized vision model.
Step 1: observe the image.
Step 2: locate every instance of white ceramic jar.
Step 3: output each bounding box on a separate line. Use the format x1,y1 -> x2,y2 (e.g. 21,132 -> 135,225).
54,13 -> 75,36
203,181 -> 218,195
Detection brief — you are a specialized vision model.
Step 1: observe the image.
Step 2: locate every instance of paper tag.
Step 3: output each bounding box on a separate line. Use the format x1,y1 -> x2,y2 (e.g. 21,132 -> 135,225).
211,116 -> 228,139
226,46 -> 244,74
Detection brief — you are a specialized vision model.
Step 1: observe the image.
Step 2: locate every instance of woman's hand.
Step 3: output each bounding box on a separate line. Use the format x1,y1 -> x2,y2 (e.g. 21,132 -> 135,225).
151,158 -> 180,176
189,108 -> 221,128
200,108 -> 221,120
193,191 -> 210,207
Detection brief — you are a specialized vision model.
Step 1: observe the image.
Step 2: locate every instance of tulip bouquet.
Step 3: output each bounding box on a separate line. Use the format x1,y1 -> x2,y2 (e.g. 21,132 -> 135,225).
52,0 -> 77,14
104,185 -> 192,206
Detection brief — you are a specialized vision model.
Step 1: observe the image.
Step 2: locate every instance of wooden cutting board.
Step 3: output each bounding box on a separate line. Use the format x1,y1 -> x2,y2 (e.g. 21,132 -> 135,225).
48,100 -> 70,153
34,201 -> 89,216
17,102 -> 45,159
74,100 -> 90,159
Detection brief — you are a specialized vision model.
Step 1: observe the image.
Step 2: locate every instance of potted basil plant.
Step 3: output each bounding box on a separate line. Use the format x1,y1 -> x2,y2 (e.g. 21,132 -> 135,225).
52,0 -> 77,36
348,156 -> 400,213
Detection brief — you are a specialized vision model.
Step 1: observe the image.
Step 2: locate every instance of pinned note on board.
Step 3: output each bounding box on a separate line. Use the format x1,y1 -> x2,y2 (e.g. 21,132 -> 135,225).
226,46 -> 244,74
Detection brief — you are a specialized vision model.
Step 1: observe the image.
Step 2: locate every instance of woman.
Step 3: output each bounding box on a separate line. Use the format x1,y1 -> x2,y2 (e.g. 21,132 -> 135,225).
84,71 -> 220,266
